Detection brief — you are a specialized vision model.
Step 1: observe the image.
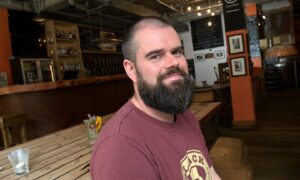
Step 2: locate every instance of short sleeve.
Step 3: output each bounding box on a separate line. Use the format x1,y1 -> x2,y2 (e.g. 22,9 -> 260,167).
91,135 -> 159,180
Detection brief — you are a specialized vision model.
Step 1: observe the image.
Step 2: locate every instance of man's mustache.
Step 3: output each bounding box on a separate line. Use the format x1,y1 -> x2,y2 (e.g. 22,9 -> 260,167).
159,67 -> 187,80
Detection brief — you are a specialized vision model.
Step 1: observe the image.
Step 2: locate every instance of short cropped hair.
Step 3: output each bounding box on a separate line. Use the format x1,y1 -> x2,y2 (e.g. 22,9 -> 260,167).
122,17 -> 172,62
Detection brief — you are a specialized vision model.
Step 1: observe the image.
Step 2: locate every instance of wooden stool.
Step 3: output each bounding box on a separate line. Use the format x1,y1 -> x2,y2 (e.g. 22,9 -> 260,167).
0,113 -> 27,148
210,137 -> 252,180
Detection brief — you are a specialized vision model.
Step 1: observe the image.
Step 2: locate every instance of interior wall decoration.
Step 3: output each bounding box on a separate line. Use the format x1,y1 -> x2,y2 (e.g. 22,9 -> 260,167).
194,53 -> 205,62
247,15 -> 261,58
205,52 -> 214,59
228,34 -> 244,54
214,50 -> 225,59
222,0 -> 246,31
191,15 -> 224,50
230,56 -> 247,76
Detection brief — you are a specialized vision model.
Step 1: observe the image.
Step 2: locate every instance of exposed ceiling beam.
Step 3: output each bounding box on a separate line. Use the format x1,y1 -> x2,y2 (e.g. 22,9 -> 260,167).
0,0 -> 31,11
110,0 -> 161,17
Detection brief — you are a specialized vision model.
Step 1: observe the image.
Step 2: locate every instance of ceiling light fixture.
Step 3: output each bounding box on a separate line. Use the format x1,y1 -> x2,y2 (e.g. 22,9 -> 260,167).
157,0 -> 222,17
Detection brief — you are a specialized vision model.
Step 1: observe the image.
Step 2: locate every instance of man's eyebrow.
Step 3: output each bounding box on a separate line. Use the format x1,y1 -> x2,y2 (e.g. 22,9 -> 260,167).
145,45 -> 183,59
145,49 -> 164,59
171,46 -> 184,53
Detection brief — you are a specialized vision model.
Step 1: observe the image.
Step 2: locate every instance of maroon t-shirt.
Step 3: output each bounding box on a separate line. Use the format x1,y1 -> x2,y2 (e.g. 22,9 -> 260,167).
91,100 -> 212,180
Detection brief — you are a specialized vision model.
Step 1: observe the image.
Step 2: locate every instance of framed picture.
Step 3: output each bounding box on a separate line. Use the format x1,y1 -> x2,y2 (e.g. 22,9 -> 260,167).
205,52 -> 214,59
195,53 -> 205,62
214,50 -> 225,59
228,34 -> 244,54
230,57 -> 247,76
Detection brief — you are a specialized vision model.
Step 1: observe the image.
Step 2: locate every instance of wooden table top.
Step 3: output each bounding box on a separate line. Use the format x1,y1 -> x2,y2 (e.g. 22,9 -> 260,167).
0,102 -> 221,179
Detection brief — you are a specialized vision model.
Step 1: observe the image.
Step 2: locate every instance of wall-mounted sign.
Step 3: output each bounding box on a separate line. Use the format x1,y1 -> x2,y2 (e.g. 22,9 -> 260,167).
222,0 -> 246,31
214,50 -> 225,59
247,16 -> 261,58
191,15 -> 224,50
195,53 -> 205,62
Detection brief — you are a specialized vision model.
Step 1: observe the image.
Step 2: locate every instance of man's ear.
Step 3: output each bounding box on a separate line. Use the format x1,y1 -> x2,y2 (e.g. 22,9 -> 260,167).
123,59 -> 137,83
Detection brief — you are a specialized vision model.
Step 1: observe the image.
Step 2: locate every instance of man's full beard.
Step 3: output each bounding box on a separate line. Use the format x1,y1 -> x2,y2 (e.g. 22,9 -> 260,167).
137,67 -> 193,114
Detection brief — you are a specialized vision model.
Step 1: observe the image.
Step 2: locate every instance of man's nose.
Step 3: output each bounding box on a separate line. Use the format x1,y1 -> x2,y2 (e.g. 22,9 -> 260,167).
165,53 -> 179,67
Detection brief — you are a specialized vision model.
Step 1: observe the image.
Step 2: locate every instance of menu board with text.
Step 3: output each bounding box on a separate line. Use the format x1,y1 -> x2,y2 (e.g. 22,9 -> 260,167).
191,15 -> 224,50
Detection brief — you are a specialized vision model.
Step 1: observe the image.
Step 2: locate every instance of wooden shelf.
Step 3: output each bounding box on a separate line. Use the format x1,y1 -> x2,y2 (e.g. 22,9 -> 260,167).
56,38 -> 78,42
82,50 -> 122,54
45,20 -> 84,80
59,54 -> 80,57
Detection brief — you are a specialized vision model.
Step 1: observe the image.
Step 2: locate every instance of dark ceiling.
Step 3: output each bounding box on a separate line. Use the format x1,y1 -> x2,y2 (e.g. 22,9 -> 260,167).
2,0 -> 300,33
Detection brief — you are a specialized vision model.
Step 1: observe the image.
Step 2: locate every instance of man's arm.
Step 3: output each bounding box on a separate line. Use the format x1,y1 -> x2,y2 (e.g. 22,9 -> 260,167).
91,135 -> 159,180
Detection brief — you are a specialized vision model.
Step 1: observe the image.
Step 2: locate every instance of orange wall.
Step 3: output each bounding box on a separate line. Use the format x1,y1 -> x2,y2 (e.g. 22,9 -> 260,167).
0,8 -> 13,85
245,3 -> 257,16
226,29 -> 256,126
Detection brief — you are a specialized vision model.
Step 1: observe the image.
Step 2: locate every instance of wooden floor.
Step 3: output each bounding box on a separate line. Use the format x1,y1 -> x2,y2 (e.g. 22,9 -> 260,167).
202,88 -> 300,180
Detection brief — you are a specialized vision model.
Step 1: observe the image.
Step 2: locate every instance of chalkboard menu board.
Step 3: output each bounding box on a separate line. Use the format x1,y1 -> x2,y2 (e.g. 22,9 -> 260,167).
191,15 -> 224,50
247,16 -> 261,58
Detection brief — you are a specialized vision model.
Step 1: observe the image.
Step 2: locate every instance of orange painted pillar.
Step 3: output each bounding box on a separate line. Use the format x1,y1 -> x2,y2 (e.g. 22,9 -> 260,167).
223,0 -> 256,128
0,8 -> 13,85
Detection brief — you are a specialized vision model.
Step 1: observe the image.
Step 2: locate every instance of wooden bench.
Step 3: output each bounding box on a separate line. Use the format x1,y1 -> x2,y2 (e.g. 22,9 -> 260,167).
210,137 -> 252,180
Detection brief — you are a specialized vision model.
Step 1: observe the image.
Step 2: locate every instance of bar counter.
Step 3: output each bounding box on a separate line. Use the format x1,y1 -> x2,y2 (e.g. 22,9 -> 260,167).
0,74 -> 128,96
0,75 -> 133,141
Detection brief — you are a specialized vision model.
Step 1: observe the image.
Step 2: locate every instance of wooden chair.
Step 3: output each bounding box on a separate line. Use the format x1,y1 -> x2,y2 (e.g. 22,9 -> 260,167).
0,113 -> 27,148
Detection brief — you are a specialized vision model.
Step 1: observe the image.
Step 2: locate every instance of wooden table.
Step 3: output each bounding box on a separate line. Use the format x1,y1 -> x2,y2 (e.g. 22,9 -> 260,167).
0,102 -> 222,179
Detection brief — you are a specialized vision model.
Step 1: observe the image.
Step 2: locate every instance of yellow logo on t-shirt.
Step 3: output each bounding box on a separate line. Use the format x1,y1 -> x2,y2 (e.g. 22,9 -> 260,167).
180,150 -> 211,180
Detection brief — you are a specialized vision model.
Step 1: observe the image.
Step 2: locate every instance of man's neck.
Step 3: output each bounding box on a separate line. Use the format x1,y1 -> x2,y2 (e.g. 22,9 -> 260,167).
130,95 -> 175,123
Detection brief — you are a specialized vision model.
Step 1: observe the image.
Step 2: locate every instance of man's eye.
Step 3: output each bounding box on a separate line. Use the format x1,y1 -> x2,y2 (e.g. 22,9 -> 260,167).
150,55 -> 162,60
173,49 -> 183,57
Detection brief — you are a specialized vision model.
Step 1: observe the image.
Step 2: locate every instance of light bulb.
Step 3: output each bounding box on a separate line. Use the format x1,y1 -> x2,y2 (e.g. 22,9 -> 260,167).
211,12 -> 215,16
207,9 -> 211,13
208,21 -> 212,26
197,12 -> 202,16
187,6 -> 192,11
197,6 -> 201,10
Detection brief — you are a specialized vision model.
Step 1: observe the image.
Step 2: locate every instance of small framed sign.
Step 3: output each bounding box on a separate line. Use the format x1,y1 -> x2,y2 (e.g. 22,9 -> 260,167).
205,52 -> 214,59
214,50 -> 225,59
228,34 -> 244,54
195,53 -> 205,62
230,56 -> 247,77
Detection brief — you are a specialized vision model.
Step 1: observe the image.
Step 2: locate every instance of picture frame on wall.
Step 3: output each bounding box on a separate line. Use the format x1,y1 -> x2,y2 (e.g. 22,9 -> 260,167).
230,57 -> 247,76
195,53 -> 205,62
205,52 -> 214,59
228,34 -> 244,54
214,50 -> 225,59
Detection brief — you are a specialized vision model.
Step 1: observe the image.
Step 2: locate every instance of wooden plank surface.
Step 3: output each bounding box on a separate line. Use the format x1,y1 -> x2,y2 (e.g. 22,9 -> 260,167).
0,75 -> 128,96
189,102 -> 223,122
0,102 -> 222,179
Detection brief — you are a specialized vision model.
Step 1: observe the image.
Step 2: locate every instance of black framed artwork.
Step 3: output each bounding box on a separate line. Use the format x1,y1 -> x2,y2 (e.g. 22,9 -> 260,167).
228,34 -> 244,54
230,56 -> 247,77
